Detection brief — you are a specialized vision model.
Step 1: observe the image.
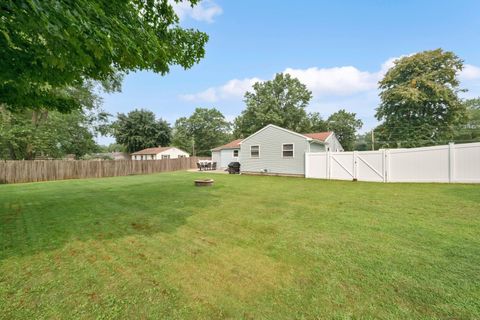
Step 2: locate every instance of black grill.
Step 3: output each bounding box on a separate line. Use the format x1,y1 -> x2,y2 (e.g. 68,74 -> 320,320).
227,162 -> 241,174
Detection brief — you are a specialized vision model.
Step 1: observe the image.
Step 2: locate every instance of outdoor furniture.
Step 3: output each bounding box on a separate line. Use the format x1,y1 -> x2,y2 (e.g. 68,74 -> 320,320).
196,162 -> 202,171
212,162 -> 217,170
198,160 -> 213,171
227,162 -> 241,174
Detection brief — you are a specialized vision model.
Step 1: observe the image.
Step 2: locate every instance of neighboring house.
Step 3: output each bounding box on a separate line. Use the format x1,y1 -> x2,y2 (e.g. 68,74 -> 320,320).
131,147 -> 189,160
214,124 -> 342,176
211,139 -> 242,169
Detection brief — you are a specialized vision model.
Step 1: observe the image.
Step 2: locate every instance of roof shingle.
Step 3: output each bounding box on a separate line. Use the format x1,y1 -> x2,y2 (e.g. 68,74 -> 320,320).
211,139 -> 242,151
303,132 -> 332,142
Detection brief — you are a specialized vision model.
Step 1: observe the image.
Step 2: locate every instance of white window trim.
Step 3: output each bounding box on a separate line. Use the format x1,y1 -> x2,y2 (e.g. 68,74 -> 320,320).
250,145 -> 260,158
282,143 -> 295,158
233,149 -> 239,158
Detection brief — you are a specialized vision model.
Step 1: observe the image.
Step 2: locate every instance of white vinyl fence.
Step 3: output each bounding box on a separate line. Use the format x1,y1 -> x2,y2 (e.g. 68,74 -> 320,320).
305,142 -> 480,183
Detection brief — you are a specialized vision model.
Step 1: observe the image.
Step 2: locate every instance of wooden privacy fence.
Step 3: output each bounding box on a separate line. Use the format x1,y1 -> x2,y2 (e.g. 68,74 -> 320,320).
0,157 -> 209,184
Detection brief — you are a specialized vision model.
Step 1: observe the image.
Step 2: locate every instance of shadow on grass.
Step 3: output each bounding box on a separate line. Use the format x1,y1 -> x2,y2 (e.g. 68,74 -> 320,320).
0,174 -> 221,260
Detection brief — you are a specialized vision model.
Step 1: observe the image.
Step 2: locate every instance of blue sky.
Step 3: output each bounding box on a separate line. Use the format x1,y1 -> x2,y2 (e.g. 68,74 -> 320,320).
100,0 -> 480,144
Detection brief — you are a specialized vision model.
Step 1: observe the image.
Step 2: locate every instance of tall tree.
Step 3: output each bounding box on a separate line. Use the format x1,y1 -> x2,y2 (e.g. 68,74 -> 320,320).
172,108 -> 231,156
233,73 -> 312,137
306,112 -> 328,133
112,109 -> 172,153
454,98 -> 480,142
0,0 -> 208,112
0,81 -> 109,159
376,49 -> 467,147
0,107 -> 107,160
326,109 -> 363,151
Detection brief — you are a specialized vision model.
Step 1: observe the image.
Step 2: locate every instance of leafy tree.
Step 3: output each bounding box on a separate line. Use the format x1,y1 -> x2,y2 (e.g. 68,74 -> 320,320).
454,98 -> 480,142
306,112 -> 328,133
172,108 -> 231,156
112,109 -> 172,153
0,81 -> 110,159
233,73 -> 312,137
376,49 -> 467,147
326,109 -> 363,151
98,143 -> 128,153
0,0 -> 208,112
0,107 -> 107,160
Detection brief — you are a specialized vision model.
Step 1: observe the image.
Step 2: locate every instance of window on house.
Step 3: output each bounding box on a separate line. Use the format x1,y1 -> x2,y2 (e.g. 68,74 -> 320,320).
233,150 -> 239,157
250,146 -> 259,158
282,144 -> 294,157
161,155 -> 170,159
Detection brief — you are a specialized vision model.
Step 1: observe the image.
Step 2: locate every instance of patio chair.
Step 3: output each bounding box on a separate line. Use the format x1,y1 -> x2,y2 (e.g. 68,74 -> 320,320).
197,162 -> 202,171
206,162 -> 212,171
212,162 -> 217,171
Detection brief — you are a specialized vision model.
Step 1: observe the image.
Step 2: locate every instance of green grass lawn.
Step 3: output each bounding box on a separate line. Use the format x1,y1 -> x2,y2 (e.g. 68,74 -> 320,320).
1,172 -> 479,319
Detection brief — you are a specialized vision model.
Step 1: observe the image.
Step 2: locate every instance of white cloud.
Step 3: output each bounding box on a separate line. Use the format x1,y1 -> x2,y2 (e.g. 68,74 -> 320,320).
283,66 -> 378,96
459,64 -> 480,81
180,56 -> 480,109
171,0 -> 222,23
180,77 -> 262,102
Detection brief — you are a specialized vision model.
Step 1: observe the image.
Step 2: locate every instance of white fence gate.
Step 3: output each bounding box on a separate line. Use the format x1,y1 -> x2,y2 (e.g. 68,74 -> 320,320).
305,142 -> 480,183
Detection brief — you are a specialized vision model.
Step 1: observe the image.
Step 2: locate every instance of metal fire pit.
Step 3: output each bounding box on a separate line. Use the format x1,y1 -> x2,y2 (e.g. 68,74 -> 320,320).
194,179 -> 214,187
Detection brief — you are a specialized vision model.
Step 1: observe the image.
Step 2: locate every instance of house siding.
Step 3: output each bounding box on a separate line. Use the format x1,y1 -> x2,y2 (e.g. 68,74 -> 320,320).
131,147 -> 189,160
325,134 -> 343,152
158,148 -> 189,159
310,142 -> 325,152
212,149 -> 239,168
212,150 -> 221,166
239,126 -> 309,175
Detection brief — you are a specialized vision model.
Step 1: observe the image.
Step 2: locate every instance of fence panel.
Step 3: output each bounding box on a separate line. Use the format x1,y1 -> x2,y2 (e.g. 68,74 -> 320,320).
388,145 -> 450,183
0,157 -> 207,184
453,142 -> 480,183
357,151 -> 385,182
305,153 -> 327,179
306,142 -> 480,183
330,153 -> 355,180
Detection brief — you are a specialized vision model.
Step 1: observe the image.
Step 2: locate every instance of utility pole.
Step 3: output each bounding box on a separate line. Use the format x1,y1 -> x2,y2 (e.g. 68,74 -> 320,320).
371,130 -> 375,151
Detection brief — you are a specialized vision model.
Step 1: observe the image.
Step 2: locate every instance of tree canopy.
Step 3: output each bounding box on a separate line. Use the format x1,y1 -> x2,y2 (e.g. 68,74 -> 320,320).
326,109 -> 363,151
233,73 -> 313,137
172,108 -> 231,156
0,81 -> 110,159
0,0 -> 208,112
112,109 -> 172,153
454,98 -> 480,143
375,49 -> 467,147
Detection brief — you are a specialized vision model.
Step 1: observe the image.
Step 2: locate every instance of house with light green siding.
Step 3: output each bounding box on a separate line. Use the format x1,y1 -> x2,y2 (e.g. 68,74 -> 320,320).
237,124 -> 342,176
211,139 -> 242,169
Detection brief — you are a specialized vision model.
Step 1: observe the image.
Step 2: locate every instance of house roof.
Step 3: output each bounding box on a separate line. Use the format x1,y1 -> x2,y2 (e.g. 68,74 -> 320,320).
238,124 -> 333,145
303,132 -> 333,142
211,139 -> 243,151
131,147 -> 173,155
